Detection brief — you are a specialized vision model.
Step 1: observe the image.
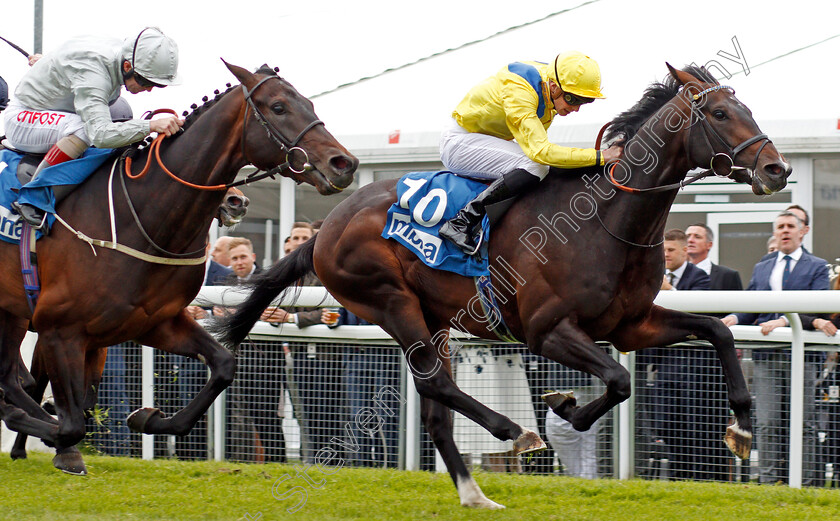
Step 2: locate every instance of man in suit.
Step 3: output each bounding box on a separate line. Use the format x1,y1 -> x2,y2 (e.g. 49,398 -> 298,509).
723,211 -> 830,485
644,229 -> 725,480
661,229 -> 710,291
686,223 -> 743,291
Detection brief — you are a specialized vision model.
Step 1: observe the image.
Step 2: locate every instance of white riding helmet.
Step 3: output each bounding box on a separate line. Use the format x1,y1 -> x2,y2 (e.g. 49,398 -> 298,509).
123,27 -> 182,86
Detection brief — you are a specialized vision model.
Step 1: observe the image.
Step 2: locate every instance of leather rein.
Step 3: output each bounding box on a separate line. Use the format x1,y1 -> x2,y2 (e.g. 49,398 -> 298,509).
93,76 -> 328,263
123,75 -> 326,191
592,84 -> 772,248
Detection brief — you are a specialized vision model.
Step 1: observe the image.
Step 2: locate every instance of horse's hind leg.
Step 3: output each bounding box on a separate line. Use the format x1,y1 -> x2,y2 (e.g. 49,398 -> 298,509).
127,312 -> 235,436
420,396 -> 503,509
532,317 -> 632,432
10,346 -> 53,460
0,312 -> 60,442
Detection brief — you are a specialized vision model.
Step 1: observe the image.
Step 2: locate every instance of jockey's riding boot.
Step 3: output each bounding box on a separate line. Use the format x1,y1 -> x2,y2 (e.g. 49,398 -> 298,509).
12,136 -> 86,232
439,168 -> 540,255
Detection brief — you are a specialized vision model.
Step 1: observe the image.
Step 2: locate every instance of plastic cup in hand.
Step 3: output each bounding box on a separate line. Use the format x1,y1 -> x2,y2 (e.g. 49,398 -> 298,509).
324,307 -> 340,327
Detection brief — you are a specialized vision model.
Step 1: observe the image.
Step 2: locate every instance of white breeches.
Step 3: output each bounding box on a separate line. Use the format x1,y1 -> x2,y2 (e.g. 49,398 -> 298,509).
439,118 -> 548,180
3,101 -> 90,154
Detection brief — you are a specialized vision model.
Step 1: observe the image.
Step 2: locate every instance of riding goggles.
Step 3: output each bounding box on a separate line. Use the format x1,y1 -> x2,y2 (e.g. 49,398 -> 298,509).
562,91 -> 594,106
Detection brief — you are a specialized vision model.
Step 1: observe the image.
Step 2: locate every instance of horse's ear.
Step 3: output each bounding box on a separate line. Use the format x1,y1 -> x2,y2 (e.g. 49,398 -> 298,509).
222,58 -> 256,88
666,62 -> 701,87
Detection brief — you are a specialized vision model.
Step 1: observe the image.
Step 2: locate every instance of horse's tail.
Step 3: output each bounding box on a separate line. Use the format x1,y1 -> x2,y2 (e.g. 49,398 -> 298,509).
213,236 -> 316,349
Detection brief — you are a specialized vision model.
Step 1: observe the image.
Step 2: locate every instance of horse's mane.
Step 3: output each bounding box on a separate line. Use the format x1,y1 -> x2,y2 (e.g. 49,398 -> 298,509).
133,65 -> 281,151
604,65 -> 718,146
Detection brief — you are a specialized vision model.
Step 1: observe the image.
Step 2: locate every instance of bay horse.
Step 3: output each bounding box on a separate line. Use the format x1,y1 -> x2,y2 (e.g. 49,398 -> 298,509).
217,64 -> 790,508
0,61 -> 358,474
9,187 -> 251,460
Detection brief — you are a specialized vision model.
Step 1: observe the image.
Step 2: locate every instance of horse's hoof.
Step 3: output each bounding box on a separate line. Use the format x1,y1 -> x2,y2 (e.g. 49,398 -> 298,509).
9,447 -> 27,460
724,423 -> 752,460
456,476 -> 506,509
127,407 -> 166,434
513,429 -> 547,455
53,449 -> 87,475
542,390 -> 576,414
462,498 -> 505,510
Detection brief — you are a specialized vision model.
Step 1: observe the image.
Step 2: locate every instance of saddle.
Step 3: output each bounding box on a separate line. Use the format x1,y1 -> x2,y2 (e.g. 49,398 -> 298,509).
0,138 -> 43,186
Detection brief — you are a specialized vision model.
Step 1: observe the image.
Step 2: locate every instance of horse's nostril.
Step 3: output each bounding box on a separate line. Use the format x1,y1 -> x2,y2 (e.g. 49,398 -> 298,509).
765,162 -> 788,178
331,155 -> 357,174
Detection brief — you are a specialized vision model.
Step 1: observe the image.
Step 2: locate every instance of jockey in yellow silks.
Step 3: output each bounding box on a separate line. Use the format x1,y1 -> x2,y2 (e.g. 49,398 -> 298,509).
439,51 -> 622,255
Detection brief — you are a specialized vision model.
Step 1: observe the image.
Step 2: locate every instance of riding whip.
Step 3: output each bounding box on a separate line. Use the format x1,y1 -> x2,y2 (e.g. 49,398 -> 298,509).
0,35 -> 31,59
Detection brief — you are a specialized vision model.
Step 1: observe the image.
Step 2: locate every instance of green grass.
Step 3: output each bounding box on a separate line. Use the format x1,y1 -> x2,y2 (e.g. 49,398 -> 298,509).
2,452 -> 839,520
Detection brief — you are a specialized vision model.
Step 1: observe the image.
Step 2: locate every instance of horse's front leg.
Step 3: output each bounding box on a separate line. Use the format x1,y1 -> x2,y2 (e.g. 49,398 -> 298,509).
609,305 -> 752,460
127,312 -> 235,437
529,317 -> 632,432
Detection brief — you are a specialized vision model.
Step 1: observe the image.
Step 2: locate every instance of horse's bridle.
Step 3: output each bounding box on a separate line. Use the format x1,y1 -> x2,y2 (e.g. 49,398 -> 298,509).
237,75 -> 332,188
604,84 -> 772,196
124,74 -> 337,192
687,84 -> 770,184
595,84 -> 772,248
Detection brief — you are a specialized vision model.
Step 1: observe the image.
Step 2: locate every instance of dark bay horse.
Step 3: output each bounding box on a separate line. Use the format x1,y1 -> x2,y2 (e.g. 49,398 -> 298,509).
0,61 -> 357,474
9,188 -> 251,460
217,65 -> 790,508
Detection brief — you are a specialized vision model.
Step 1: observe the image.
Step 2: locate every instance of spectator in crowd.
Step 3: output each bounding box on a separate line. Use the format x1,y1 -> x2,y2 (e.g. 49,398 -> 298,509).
660,229 -> 710,291
287,222 -> 315,252
722,211 -> 831,485
339,308 -> 402,468
685,223 -> 743,291
259,227 -> 346,464
213,237 -> 289,463
644,229 -> 729,480
544,363 -> 606,478
816,275 -> 840,486
211,236 -> 234,267
767,236 -> 779,255
227,237 -> 260,282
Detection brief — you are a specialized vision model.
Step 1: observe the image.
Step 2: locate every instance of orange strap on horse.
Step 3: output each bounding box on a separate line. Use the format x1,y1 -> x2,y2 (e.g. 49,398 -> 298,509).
124,109 -> 229,192
594,122 -> 638,194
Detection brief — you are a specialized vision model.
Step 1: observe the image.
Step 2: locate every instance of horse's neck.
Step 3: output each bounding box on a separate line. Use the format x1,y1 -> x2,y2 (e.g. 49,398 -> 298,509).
598,99 -> 694,245
122,95 -> 247,250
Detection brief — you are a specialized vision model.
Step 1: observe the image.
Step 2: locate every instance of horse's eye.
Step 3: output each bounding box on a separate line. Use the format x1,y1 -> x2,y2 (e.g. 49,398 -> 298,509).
712,110 -> 727,121
272,103 -> 286,115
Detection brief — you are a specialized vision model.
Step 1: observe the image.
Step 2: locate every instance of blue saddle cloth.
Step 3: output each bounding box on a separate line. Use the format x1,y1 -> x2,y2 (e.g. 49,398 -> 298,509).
0,147 -> 114,243
382,171 -> 491,277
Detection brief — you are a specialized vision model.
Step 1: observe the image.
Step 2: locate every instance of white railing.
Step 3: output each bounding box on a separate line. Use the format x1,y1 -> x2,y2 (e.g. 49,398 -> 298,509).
192,287 -> 840,487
